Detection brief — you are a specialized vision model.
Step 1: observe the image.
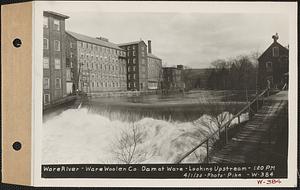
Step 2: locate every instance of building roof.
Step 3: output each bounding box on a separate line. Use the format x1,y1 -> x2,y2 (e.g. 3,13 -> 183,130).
148,53 -> 161,60
66,31 -> 123,50
44,11 -> 69,19
258,41 -> 289,61
118,40 -> 147,47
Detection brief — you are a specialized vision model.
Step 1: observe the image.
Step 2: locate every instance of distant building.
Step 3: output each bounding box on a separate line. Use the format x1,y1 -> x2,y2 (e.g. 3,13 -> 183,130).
182,68 -> 214,90
258,33 -> 289,90
66,31 -> 127,93
119,41 -> 148,91
162,65 -> 184,91
146,40 -> 162,90
43,11 -> 69,106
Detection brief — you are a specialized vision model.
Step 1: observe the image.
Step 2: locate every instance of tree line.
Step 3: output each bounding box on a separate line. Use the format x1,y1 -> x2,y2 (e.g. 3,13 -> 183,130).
206,53 -> 260,90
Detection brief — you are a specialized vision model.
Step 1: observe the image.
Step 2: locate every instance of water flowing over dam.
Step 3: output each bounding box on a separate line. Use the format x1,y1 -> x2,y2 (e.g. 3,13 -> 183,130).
42,90 -> 253,164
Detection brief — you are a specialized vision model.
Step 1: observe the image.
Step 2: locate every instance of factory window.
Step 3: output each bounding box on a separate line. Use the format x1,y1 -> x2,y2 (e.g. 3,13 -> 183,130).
54,40 -> 60,51
266,61 -> 272,72
43,78 -> 50,89
43,38 -> 48,49
133,51 -> 136,56
44,94 -> 50,105
133,66 -> 136,71
43,17 -> 48,28
55,78 -> 61,89
70,62 -> 73,68
272,47 -> 279,57
53,19 -> 60,31
133,58 -> 136,64
70,42 -> 73,48
70,52 -> 73,58
133,74 -> 136,80
43,57 -> 49,69
66,69 -> 71,81
54,58 -> 61,69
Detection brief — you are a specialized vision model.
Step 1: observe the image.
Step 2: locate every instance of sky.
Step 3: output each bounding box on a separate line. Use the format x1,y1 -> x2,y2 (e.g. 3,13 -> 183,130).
42,1 -> 290,68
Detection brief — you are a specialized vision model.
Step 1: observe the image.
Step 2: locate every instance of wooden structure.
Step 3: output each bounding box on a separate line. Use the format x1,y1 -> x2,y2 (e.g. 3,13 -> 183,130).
258,33 -> 289,90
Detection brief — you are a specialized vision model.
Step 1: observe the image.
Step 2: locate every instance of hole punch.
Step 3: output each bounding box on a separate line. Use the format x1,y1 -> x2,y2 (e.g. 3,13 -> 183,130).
13,38 -> 22,48
12,141 -> 22,151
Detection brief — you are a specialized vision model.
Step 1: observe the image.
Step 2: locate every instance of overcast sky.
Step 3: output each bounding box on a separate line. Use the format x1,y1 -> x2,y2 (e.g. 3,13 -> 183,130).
43,2 -> 290,68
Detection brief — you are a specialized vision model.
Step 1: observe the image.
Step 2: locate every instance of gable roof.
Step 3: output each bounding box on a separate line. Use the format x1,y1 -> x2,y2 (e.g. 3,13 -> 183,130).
148,53 -> 161,60
66,31 -> 123,50
44,11 -> 69,19
118,40 -> 147,47
258,41 -> 289,61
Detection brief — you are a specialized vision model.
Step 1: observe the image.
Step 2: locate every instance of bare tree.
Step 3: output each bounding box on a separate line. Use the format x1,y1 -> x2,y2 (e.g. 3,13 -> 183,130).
111,123 -> 149,164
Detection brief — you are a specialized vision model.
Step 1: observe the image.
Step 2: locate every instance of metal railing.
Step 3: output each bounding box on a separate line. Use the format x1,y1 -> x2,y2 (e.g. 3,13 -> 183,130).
175,88 -> 269,164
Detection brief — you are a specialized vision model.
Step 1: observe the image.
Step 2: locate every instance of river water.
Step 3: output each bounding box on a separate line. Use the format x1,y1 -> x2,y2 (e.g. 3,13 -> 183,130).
42,90 -> 254,164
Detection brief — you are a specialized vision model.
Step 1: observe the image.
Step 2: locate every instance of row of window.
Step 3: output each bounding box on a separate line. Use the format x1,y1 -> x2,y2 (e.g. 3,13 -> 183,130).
79,42 -> 126,56
43,57 -> 61,69
127,74 -> 146,80
79,54 -> 121,63
81,72 -> 126,79
43,38 -> 60,51
43,16 -> 60,31
43,78 -> 61,89
81,62 -> 126,72
127,82 -> 145,89
82,81 -> 125,88
126,50 -> 146,57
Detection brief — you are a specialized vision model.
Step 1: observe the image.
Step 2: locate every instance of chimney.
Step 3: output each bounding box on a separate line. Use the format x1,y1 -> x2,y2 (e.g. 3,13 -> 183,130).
148,40 -> 152,54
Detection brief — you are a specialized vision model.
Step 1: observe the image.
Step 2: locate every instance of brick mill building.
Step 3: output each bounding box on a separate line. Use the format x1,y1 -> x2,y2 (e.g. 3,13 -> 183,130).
118,41 -> 148,91
146,40 -> 162,90
66,31 -> 127,93
258,33 -> 289,90
43,11 -> 69,106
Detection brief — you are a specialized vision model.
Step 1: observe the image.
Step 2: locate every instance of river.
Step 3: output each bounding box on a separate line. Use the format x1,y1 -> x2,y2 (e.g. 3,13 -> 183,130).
42,90 -> 254,164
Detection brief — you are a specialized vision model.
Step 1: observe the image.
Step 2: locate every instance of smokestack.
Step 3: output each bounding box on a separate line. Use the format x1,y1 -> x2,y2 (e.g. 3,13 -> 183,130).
148,40 -> 152,54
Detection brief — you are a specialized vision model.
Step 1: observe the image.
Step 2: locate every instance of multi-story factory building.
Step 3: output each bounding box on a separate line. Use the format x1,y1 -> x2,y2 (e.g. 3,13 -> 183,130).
43,11 -> 69,106
66,31 -> 127,93
146,40 -> 162,90
119,41 -> 148,91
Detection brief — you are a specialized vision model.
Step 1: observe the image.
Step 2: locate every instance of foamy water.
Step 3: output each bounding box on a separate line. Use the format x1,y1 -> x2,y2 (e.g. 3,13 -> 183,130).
42,108 -> 247,164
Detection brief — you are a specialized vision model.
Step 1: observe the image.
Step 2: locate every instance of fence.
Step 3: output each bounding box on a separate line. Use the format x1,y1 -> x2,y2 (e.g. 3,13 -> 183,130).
175,88 -> 269,164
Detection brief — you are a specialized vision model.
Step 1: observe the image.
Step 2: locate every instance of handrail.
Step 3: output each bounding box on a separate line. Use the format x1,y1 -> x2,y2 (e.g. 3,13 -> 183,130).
175,88 -> 269,164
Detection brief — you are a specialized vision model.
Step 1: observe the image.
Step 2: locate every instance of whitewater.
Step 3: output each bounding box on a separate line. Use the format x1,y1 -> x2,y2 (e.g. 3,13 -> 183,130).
42,108 -> 247,164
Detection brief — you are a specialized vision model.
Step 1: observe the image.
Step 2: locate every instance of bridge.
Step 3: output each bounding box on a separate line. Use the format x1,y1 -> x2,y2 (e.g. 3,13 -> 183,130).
175,90 -> 288,164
